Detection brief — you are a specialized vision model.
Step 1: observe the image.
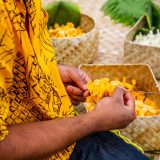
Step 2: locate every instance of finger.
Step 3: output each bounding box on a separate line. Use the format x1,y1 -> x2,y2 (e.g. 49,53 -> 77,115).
69,97 -> 80,106
124,92 -> 136,119
70,69 -> 91,91
66,85 -> 83,96
103,91 -> 109,97
69,94 -> 86,102
83,90 -> 90,98
78,69 -> 91,83
124,91 -> 135,109
112,86 -> 126,102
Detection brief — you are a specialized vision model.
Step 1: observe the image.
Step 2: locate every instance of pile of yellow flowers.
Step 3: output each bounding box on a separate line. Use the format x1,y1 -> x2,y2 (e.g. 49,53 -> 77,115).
132,91 -> 160,116
85,78 -> 160,116
49,22 -> 84,38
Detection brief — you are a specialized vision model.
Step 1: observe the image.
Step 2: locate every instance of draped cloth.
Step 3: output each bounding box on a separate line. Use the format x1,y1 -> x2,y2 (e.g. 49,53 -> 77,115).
0,0 -> 75,159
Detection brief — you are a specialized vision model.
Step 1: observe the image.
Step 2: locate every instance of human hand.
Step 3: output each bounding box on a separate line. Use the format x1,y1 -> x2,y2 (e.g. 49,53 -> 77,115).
88,87 -> 136,132
58,65 -> 91,105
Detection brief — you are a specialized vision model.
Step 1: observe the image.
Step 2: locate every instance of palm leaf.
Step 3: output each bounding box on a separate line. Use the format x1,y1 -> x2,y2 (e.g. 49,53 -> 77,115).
101,0 -> 153,28
45,1 -> 81,28
152,3 -> 160,28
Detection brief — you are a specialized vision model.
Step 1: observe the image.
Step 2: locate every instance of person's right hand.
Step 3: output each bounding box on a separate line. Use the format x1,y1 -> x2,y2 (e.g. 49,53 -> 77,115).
88,87 -> 136,132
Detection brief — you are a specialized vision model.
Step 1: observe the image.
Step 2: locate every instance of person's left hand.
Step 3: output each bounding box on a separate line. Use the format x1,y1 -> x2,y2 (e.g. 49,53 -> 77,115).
58,64 -> 91,105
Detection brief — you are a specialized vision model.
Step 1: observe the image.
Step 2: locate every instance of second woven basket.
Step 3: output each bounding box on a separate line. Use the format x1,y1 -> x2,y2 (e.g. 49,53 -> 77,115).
50,14 -> 99,66
124,16 -> 160,79
80,64 -> 160,151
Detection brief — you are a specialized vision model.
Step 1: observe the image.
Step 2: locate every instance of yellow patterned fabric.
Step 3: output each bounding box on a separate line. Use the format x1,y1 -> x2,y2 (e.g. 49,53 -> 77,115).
0,0 -> 75,159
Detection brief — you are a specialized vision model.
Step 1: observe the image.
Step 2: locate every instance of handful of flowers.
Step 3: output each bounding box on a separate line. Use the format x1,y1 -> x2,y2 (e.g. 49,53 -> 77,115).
85,78 -> 160,116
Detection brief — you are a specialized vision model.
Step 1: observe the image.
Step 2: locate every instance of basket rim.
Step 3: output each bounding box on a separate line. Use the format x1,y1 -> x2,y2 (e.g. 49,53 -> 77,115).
50,13 -> 96,40
80,63 -> 153,68
125,16 -> 146,41
79,63 -> 160,88
137,115 -> 160,118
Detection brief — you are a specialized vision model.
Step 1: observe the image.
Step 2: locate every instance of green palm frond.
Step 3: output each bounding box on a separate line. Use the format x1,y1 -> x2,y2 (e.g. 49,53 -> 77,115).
152,3 -> 160,28
101,0 -> 153,28
45,1 -> 81,28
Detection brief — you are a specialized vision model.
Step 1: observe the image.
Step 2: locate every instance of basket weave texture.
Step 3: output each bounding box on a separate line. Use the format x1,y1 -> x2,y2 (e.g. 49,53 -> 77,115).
50,14 -> 99,66
124,16 -> 160,79
80,64 -> 160,151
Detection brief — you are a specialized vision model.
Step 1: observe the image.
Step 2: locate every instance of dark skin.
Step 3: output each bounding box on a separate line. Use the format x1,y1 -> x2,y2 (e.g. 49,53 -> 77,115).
0,65 -> 136,160
0,1 -> 136,158
58,64 -> 91,105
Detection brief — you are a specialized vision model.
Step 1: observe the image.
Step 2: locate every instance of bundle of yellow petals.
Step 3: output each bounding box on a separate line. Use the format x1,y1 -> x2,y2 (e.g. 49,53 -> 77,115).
49,22 -> 84,38
85,78 -> 160,116
132,92 -> 160,116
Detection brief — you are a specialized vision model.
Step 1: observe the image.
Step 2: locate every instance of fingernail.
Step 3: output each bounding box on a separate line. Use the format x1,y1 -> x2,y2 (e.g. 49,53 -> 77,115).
82,84 -> 87,90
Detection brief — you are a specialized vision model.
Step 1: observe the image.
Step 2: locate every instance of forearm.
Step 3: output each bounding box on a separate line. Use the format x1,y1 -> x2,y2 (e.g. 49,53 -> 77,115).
0,113 -> 95,160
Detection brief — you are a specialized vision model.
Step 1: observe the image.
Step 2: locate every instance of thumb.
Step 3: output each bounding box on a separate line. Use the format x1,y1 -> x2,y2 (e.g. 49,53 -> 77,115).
112,86 -> 127,102
124,91 -> 135,108
70,69 -> 88,91
77,69 -> 91,91
103,91 -> 109,97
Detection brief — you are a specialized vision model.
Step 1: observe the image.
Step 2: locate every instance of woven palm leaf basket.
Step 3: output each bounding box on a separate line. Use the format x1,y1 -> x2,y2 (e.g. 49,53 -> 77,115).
50,14 -> 99,66
124,16 -> 160,79
80,64 -> 160,151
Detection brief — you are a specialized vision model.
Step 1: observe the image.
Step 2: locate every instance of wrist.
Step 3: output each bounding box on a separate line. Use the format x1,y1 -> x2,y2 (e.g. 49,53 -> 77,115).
85,106 -> 113,132
83,112 -> 100,133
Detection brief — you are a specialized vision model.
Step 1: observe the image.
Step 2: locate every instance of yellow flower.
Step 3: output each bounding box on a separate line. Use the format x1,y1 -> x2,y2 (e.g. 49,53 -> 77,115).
85,78 -> 160,116
49,22 -> 84,38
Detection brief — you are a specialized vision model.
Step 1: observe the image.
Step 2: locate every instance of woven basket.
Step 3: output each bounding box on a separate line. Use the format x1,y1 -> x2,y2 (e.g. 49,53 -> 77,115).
50,14 -> 98,66
124,16 -> 160,79
80,64 -> 160,151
